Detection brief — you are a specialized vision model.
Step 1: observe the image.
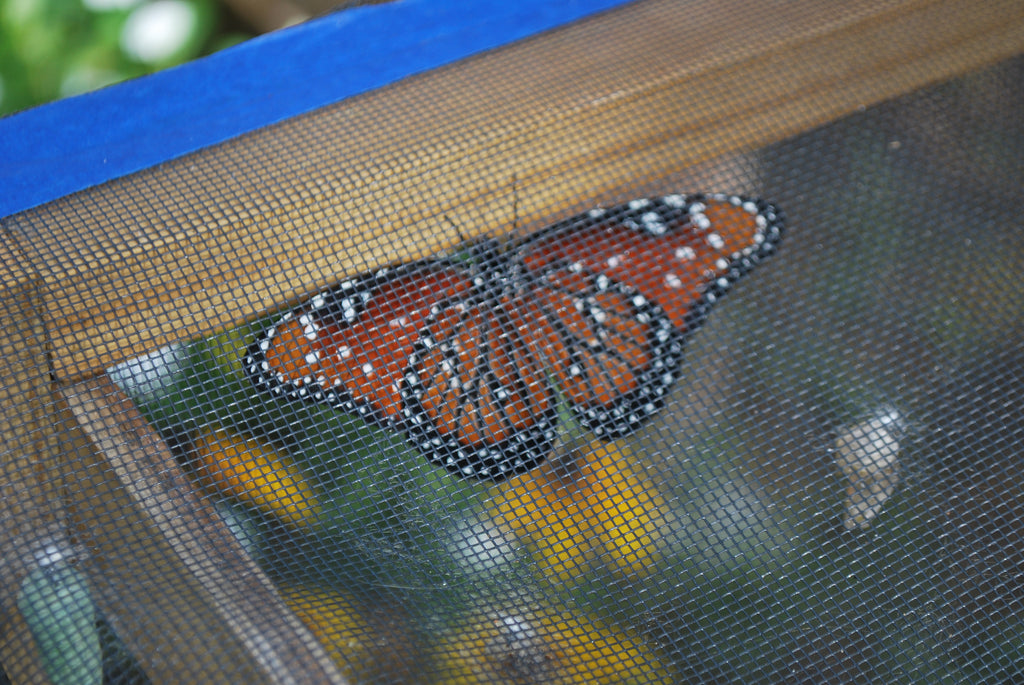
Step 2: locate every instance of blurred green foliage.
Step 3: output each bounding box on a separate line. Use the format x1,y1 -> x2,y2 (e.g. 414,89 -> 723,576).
0,0 -> 250,115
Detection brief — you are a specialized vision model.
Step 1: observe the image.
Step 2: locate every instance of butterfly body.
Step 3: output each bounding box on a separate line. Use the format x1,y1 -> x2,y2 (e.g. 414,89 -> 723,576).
244,194 -> 783,481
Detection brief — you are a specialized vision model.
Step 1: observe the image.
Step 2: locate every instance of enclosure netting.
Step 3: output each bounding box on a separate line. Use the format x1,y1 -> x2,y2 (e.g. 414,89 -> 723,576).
2,1 -> 1023,683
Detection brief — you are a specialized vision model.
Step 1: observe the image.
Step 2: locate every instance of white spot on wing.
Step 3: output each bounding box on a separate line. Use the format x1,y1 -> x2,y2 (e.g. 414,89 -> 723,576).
641,211 -> 666,234
675,246 -> 696,261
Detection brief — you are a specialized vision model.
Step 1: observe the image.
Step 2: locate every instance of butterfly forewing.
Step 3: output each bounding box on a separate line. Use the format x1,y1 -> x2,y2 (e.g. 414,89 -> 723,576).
519,194 -> 782,331
246,262 -> 472,423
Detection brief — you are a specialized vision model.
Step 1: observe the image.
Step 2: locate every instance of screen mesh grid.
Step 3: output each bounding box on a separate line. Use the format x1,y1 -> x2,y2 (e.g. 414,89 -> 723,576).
2,2 -> 1022,683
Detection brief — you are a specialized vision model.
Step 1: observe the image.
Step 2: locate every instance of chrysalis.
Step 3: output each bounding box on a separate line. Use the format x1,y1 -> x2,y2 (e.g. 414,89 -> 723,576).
834,409 -> 903,531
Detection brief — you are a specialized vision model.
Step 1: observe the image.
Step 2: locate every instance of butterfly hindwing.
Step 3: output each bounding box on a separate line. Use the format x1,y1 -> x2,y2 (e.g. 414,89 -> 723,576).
401,290 -> 560,480
517,260 -> 683,438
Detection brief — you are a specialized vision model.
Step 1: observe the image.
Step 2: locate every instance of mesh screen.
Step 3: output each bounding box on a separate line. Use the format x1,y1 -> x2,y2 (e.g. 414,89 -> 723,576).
3,2 -> 1024,683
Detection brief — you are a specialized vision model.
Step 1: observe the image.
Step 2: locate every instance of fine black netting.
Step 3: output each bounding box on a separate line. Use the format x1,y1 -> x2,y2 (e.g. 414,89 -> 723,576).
2,2 -> 1023,683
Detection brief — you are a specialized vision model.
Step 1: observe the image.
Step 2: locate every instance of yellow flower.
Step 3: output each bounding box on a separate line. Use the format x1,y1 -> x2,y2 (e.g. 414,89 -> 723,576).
490,440 -> 670,581
190,426 -> 322,528
279,584 -> 416,683
433,604 -> 674,684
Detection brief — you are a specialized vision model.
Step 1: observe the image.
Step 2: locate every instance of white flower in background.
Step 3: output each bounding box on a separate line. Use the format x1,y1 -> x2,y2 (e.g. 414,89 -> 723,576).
120,0 -> 198,64
107,343 -> 186,404
834,408 -> 903,531
443,515 -> 521,576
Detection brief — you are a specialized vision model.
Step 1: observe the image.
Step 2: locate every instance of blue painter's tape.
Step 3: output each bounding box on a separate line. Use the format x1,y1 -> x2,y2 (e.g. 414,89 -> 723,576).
0,0 -> 630,218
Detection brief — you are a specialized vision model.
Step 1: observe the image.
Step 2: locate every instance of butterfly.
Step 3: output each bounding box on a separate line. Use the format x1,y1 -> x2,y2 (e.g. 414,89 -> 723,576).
243,193 -> 783,481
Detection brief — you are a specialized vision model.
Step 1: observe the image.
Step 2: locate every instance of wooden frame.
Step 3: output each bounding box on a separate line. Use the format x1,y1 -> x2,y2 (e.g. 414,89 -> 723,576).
2,0 -> 1022,682
11,0 -> 1024,381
